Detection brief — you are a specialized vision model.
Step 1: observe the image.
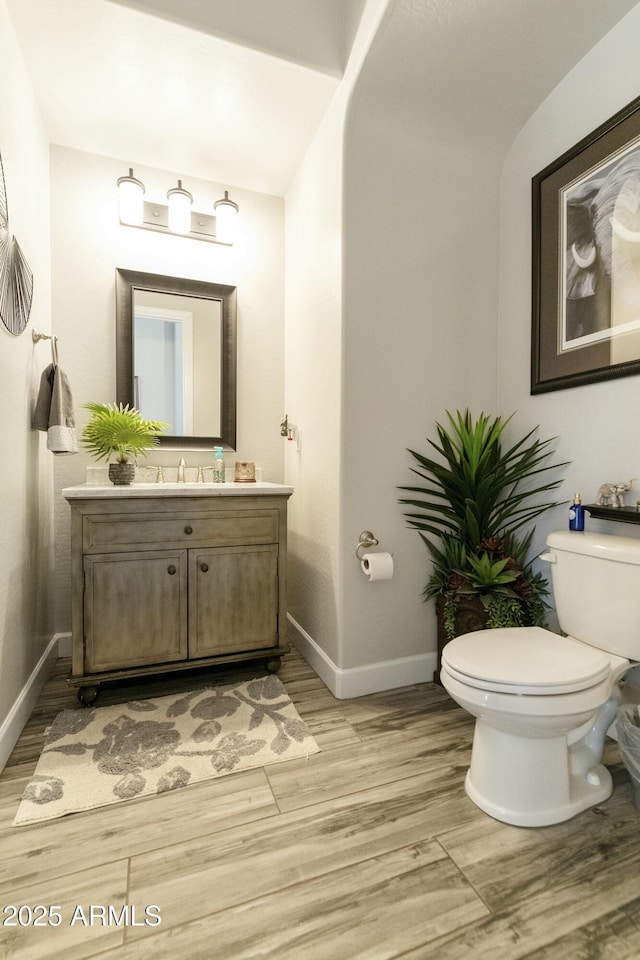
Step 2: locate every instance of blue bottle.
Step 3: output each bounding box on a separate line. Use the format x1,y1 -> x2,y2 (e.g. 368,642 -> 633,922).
569,493 -> 584,531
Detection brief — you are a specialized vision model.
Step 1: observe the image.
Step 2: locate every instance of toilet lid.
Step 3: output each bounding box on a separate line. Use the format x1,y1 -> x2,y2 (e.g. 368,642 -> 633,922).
441,627 -> 612,695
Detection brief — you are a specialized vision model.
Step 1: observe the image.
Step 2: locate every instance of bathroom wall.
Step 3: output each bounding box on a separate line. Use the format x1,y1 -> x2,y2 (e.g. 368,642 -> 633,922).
498,2 -> 640,575
337,16 -> 500,688
284,0 -> 392,691
49,146 -> 285,631
287,0 -> 498,695
339,102 -> 499,684
0,0 -> 55,767
285,103 -> 344,668
286,0 -> 640,696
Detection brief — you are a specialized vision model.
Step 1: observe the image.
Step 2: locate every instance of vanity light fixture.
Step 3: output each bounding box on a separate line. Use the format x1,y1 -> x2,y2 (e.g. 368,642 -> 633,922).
116,169 -> 239,244
213,190 -> 239,244
116,168 -> 145,226
167,180 -> 193,235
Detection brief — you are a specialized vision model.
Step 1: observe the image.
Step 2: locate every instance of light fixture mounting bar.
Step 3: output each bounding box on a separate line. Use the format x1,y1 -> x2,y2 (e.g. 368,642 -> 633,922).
121,200 -> 231,245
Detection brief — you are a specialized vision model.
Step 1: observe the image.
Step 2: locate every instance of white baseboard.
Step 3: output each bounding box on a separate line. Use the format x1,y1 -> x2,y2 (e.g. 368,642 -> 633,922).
0,633 -> 68,773
287,614 -> 437,700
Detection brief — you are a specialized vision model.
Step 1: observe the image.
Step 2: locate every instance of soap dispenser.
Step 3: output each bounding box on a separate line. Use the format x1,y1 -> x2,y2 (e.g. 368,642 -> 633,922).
569,493 -> 585,531
213,446 -> 225,483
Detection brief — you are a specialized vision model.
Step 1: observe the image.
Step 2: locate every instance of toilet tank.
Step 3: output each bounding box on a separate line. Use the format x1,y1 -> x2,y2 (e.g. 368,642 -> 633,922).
544,530 -> 640,661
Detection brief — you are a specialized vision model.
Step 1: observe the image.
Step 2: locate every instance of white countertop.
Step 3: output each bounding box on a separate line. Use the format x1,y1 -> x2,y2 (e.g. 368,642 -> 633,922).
63,482 -> 294,499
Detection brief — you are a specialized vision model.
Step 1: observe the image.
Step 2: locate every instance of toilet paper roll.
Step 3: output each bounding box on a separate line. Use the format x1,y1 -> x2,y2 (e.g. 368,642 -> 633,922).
360,552 -> 394,581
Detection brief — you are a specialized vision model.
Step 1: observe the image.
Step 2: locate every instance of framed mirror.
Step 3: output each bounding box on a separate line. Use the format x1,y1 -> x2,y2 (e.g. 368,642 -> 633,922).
116,269 -> 237,450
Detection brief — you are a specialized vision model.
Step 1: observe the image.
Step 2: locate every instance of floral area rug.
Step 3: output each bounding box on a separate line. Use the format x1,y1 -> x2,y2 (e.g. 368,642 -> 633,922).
14,675 -> 319,826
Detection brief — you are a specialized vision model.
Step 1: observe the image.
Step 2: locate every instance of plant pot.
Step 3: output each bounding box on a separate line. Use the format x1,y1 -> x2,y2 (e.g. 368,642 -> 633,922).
108,462 -> 136,485
434,594 -> 487,685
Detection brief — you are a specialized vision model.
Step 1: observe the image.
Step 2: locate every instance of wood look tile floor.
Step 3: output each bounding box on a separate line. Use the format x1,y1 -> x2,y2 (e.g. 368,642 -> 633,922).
1,649 -> 639,959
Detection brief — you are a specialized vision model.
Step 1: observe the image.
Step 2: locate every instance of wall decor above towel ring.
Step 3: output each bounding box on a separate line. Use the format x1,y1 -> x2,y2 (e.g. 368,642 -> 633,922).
0,149 -> 34,336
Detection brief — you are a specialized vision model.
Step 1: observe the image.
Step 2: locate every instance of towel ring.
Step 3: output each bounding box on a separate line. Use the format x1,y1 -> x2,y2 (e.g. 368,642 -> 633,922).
32,328 -> 59,365
355,531 -> 379,561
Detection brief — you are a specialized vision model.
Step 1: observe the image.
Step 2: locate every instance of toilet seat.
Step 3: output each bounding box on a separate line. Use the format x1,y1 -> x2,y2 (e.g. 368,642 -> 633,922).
441,626 -> 612,696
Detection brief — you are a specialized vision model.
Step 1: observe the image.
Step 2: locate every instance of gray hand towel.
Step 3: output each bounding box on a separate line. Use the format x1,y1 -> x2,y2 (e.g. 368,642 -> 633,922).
33,363 -> 78,455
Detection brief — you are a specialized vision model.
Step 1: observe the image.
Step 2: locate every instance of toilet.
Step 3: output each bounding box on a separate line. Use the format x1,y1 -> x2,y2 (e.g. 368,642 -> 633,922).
440,530 -> 640,827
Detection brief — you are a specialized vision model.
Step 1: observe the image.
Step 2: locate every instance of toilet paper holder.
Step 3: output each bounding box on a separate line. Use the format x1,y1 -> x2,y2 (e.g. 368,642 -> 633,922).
355,530 -> 379,561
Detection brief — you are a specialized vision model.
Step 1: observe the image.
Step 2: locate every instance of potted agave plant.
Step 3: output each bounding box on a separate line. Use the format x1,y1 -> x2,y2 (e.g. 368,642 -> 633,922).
399,409 -> 566,681
81,402 -> 166,485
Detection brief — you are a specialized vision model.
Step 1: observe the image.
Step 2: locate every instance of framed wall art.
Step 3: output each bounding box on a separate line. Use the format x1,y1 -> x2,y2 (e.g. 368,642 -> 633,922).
531,95 -> 640,393
0,149 -> 34,336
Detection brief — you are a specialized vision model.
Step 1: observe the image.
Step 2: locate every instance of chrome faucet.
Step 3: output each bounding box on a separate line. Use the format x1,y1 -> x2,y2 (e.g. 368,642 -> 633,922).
177,458 -> 186,482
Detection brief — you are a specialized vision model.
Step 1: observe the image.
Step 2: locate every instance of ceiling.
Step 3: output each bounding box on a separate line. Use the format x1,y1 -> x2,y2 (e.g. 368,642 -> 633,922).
360,0 -> 640,158
6,0 -> 640,198
108,0 -> 361,76
6,0 -> 359,195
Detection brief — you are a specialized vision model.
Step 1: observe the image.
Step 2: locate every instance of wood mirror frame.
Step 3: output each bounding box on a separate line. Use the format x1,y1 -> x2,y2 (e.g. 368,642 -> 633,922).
115,268 -> 237,450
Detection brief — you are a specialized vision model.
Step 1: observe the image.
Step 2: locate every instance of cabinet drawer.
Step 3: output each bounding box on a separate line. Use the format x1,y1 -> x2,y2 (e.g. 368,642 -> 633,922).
83,510 -> 279,552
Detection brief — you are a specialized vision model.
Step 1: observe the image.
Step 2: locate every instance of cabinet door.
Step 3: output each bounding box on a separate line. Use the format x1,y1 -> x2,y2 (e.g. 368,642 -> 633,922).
189,544 -> 278,658
83,550 -> 188,673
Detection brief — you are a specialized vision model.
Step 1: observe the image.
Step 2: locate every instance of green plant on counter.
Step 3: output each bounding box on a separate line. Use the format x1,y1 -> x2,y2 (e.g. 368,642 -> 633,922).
399,409 -> 567,641
81,402 -> 166,464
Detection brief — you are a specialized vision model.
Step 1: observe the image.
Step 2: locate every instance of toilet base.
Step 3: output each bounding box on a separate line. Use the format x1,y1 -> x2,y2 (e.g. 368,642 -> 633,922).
465,720 -> 613,827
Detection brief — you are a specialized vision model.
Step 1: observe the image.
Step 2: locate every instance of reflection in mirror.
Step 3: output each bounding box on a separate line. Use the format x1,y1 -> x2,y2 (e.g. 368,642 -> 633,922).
133,291 -> 222,436
116,270 -> 236,450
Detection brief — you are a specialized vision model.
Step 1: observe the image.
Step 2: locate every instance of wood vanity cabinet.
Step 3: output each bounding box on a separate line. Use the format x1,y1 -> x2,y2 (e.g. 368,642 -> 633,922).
64,490 -> 292,703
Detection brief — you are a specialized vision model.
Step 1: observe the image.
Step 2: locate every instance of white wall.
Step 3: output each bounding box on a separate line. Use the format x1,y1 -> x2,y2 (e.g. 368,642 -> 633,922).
288,0 -> 640,697
0,0 -> 55,768
499,3 -> 640,577
287,0 -> 500,695
339,55 -> 499,685
284,0 -> 391,692
285,103 -> 344,667
49,146 -> 285,631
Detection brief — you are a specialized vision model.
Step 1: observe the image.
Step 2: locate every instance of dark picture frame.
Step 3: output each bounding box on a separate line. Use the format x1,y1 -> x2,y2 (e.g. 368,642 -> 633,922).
531,95 -> 640,393
115,269 -> 237,451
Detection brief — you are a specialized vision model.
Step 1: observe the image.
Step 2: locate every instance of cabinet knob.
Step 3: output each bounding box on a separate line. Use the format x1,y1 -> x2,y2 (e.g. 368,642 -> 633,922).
200,562 -> 209,573
184,525 -> 193,535
167,565 -> 177,575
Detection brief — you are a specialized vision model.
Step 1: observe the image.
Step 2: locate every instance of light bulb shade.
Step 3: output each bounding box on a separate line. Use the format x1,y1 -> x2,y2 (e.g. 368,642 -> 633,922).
214,190 -> 239,243
167,180 -> 193,234
117,168 -> 145,225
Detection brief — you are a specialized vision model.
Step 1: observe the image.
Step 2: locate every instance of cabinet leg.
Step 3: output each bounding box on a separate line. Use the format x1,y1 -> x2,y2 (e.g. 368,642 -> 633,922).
265,657 -> 281,674
78,685 -> 99,706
